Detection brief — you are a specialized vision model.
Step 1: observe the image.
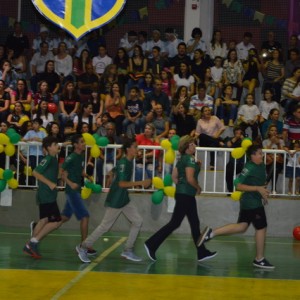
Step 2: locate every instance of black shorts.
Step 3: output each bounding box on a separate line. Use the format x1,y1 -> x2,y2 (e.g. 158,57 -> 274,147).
39,202 -> 61,222
237,207 -> 267,230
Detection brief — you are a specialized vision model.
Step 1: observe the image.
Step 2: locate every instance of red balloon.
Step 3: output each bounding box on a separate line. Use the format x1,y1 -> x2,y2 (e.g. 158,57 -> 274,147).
48,103 -> 58,114
293,226 -> 300,241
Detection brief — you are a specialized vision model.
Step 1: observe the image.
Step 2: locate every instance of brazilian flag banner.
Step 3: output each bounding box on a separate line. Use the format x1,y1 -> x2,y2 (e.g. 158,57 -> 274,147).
31,0 -> 127,39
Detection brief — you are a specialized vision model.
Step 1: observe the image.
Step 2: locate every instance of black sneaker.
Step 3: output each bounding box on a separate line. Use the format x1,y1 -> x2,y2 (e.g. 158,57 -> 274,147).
197,226 -> 212,247
87,248 -> 97,256
144,242 -> 156,261
198,250 -> 217,262
30,221 -> 37,237
253,258 -> 275,269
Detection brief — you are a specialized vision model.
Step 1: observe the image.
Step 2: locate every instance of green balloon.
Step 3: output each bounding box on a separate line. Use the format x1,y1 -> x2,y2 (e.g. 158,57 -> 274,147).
92,184 -> 102,193
151,190 -> 164,205
84,180 -> 94,189
163,174 -> 173,186
9,133 -> 21,145
6,128 -> 17,137
3,169 -> 13,181
0,179 -> 6,192
170,135 -> 180,143
171,139 -> 179,151
98,137 -> 109,147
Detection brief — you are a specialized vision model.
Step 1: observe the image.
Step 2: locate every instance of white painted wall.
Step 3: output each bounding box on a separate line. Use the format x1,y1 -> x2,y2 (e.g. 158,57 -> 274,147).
184,0 -> 214,45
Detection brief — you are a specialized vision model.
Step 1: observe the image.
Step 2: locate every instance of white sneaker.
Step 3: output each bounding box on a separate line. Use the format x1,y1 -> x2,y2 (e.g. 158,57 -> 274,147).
121,250 -> 142,262
76,245 -> 91,263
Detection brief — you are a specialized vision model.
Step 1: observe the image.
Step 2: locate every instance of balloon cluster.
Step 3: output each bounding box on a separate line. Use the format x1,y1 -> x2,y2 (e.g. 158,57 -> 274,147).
151,175 -> 175,205
230,138 -> 253,201
231,138 -> 252,160
160,135 -> 180,164
82,133 -> 109,158
81,179 -> 102,200
0,168 -> 18,192
0,128 -> 22,157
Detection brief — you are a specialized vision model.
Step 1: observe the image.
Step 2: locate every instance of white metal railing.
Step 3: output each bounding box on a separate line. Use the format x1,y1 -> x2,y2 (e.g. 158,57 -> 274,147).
9,142 -> 300,197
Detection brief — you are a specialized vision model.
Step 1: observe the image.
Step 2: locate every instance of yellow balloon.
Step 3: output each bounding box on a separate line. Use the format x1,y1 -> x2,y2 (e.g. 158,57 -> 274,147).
8,178 -> 18,189
82,133 -> 96,146
24,166 -> 33,176
0,144 -> 4,153
0,133 -> 10,145
23,104 -> 31,112
81,187 -> 92,200
0,168 -> 4,179
241,139 -> 252,150
10,104 -> 15,111
231,191 -> 242,201
164,186 -> 176,197
4,143 -> 16,156
160,139 -> 171,150
40,127 -> 47,133
231,147 -> 245,159
152,177 -> 164,190
19,115 -> 30,125
165,149 -> 175,164
90,144 -> 101,158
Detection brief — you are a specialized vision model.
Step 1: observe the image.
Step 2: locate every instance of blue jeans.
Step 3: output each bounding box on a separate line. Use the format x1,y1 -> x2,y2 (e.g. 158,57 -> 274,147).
216,104 -> 237,125
135,163 -> 155,181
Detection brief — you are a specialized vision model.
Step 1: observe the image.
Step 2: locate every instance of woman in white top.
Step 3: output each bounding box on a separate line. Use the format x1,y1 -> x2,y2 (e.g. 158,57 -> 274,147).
173,62 -> 195,96
237,93 -> 260,141
54,42 -> 73,85
258,89 -> 279,123
208,30 -> 227,60
32,100 -> 54,128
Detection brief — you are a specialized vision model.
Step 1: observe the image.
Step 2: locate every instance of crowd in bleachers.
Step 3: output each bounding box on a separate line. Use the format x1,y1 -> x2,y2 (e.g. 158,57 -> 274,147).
1,22 -> 300,193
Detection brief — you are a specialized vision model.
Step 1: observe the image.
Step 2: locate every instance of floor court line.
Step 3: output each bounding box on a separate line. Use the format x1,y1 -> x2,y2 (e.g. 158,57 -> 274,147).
51,237 -> 127,300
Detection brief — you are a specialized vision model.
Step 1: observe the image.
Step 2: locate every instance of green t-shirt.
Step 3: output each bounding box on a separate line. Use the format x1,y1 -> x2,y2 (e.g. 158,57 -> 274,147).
175,154 -> 200,197
62,152 -> 84,194
34,155 -> 58,204
234,161 -> 266,210
105,157 -> 133,208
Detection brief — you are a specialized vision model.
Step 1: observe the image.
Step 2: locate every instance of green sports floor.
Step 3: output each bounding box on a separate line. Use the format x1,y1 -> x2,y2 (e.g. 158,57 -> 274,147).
1,225 -> 300,299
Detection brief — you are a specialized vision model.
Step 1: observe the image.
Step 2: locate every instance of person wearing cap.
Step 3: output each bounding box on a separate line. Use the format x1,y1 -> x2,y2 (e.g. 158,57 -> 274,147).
32,25 -> 54,54
144,135 -> 217,262
119,31 -> 138,57
164,28 -> 183,59
146,29 -> 166,58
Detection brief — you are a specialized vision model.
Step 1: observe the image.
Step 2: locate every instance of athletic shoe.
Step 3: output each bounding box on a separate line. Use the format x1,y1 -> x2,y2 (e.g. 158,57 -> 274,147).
253,258 -> 275,269
76,245 -> 91,263
198,250 -> 217,262
30,221 -> 37,237
23,242 -> 35,257
87,248 -> 97,256
121,251 -> 142,262
197,226 -> 212,247
23,241 -> 41,258
144,242 -> 156,261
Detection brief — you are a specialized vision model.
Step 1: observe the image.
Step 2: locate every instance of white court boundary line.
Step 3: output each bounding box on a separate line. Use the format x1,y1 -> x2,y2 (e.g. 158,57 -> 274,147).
51,237 -> 127,300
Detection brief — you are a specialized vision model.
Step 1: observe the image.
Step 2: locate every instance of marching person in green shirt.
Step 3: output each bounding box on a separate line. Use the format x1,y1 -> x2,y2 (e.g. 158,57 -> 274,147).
23,136 -> 62,258
144,135 -> 217,262
60,134 -> 96,257
198,144 -> 275,269
76,138 -> 152,263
